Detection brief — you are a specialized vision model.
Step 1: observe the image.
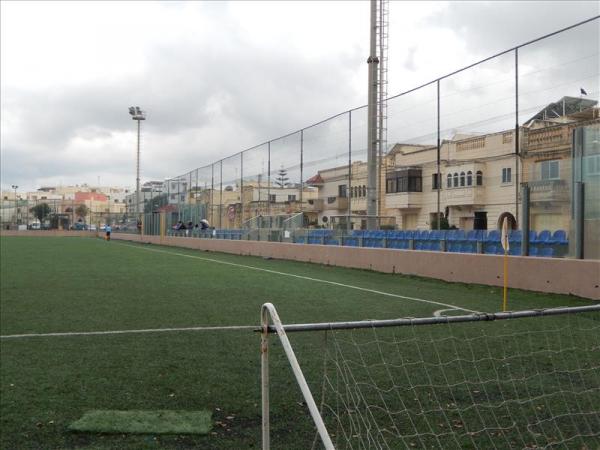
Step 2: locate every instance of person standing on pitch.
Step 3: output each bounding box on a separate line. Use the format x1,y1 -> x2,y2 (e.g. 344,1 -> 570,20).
105,224 -> 112,241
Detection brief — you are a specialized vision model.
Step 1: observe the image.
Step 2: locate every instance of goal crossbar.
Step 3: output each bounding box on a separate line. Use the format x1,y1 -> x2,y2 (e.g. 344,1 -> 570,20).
259,304 -> 600,334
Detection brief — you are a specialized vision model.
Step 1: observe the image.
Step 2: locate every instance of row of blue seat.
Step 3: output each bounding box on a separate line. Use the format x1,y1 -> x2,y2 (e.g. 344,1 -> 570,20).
349,229 -> 568,244
167,228 -> 564,257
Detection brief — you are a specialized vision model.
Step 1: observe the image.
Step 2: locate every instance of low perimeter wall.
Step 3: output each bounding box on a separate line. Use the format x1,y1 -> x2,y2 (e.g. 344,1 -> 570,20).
0,230 -> 96,238
2,230 -> 598,300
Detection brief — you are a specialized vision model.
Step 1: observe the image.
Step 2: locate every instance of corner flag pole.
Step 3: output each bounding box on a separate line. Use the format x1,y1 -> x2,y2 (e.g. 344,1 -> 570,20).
501,217 -> 509,311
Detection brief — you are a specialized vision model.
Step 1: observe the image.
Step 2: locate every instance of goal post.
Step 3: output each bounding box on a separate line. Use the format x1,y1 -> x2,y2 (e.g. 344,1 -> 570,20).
261,303 -> 335,450
260,303 -> 600,449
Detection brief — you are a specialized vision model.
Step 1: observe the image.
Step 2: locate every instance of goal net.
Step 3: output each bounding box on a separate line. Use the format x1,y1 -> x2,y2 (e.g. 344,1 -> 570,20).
261,304 -> 600,450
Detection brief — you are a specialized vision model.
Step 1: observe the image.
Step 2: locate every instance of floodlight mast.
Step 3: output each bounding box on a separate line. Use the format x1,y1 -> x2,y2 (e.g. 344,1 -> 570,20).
128,106 -> 146,222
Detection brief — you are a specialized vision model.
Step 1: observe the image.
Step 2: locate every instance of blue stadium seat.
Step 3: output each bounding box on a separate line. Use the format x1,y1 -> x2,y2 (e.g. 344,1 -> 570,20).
486,230 -> 501,243
532,230 -> 552,244
508,230 -> 522,243
485,245 -> 497,254
447,242 -> 461,253
551,230 -> 568,245
540,247 -> 555,257
529,247 -> 539,257
466,230 -> 478,241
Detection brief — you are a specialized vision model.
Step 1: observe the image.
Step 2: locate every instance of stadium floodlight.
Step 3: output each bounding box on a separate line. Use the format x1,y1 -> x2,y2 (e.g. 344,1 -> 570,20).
129,106 -> 146,220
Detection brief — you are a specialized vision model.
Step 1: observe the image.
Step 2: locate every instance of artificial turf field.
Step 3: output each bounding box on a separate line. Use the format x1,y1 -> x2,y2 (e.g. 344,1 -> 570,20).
0,236 -> 598,449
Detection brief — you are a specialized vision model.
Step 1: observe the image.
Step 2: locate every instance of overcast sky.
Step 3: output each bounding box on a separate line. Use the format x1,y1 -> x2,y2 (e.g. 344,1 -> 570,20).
1,1 -> 598,192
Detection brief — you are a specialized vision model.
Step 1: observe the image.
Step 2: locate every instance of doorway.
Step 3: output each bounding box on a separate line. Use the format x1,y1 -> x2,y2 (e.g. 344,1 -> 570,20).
474,211 -> 488,230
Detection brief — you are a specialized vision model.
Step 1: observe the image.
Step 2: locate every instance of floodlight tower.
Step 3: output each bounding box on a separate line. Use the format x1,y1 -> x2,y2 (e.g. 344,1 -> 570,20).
366,0 -> 388,229
128,106 -> 146,218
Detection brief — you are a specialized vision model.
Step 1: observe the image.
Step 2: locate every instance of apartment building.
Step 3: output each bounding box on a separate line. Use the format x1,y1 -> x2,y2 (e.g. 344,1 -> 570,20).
304,96 -> 598,232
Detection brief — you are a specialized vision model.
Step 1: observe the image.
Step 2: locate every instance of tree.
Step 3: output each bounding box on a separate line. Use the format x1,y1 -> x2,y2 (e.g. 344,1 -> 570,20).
75,204 -> 89,221
30,203 -> 51,224
275,166 -> 289,188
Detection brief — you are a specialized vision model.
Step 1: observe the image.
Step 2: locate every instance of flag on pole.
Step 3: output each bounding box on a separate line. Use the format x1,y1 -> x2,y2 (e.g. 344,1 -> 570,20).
501,217 -> 510,253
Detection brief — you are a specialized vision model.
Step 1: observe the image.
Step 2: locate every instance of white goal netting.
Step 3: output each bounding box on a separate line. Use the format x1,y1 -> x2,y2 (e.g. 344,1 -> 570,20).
309,307 -> 600,449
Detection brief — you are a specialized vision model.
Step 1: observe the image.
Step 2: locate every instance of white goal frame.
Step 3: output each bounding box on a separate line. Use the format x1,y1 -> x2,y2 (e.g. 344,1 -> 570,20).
260,302 -> 600,450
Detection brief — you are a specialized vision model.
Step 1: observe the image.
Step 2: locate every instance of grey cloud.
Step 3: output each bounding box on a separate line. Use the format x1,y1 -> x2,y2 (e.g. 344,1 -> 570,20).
1,26 -> 362,190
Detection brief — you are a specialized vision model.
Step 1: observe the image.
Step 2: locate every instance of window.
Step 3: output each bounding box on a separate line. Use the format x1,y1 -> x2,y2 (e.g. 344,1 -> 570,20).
584,154 -> 600,176
502,167 -> 512,184
460,172 -> 465,187
287,194 -> 296,202
180,195 -> 185,202
338,184 -> 347,198
386,168 -> 422,193
269,194 -> 276,203
476,171 -> 483,186
362,185 -> 367,197
540,160 -> 559,180
447,174 -> 452,188
453,173 -> 458,188
386,178 -> 396,193
467,171 -> 473,186
432,173 -> 441,190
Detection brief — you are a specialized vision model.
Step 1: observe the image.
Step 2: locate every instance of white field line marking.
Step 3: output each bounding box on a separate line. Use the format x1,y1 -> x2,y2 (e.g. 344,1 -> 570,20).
433,308 -> 459,317
118,241 -> 479,314
0,325 -> 255,340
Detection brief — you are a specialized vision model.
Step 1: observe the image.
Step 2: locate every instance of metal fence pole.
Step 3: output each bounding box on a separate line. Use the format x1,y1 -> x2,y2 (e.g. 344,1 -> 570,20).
515,48 -> 520,227
348,110 -> 352,233
240,152 -> 244,227
267,141 -> 271,222
300,130 -> 304,211
574,182 -> 584,259
521,183 -> 530,256
436,79 -> 441,231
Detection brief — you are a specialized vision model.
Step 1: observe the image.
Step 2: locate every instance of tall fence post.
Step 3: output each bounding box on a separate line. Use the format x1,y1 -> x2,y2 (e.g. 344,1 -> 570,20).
300,130 -> 304,210
436,79 -> 441,231
240,152 -> 244,227
348,110 -> 352,233
521,183 -> 530,256
574,182 -> 584,259
267,142 -> 271,222
515,47 -> 520,226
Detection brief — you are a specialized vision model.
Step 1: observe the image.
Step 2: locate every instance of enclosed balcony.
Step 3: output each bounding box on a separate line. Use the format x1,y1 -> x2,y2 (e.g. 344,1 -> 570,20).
529,179 -> 569,203
445,186 -> 485,206
324,196 -> 348,210
304,198 -> 324,212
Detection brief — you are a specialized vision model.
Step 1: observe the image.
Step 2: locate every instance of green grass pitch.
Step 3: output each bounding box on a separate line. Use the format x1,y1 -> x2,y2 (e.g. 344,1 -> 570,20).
0,236 -> 597,449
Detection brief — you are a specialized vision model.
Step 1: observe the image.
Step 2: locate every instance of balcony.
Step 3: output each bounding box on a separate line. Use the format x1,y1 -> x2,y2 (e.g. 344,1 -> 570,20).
523,127 -> 571,154
445,186 -> 485,206
304,198 -> 324,212
528,179 -> 569,203
324,196 -> 348,210
385,192 -> 422,210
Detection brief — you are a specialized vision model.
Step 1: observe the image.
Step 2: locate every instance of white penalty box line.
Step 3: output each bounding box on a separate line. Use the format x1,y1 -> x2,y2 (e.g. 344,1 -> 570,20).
117,241 -> 480,314
1,325 -> 256,340
0,242 -> 478,340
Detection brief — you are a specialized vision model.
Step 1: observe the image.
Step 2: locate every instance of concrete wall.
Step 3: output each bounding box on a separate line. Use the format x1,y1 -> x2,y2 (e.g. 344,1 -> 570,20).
108,233 -> 600,300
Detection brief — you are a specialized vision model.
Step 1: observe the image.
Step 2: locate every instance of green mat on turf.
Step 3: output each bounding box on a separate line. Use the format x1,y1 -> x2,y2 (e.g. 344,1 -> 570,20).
68,410 -> 212,435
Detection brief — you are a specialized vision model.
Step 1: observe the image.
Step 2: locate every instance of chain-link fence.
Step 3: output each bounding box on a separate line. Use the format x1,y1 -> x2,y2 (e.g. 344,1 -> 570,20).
7,19 -> 596,259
